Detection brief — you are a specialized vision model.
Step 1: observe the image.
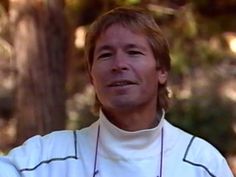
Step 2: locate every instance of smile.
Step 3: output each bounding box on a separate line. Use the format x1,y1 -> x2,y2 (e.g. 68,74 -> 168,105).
108,80 -> 137,87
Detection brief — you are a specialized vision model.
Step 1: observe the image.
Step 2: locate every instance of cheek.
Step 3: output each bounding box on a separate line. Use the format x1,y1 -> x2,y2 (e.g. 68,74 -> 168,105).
144,67 -> 159,88
90,66 -> 106,87
141,63 -> 158,78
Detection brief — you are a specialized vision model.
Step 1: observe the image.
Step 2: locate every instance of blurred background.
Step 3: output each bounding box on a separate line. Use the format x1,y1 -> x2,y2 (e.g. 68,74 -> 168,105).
0,0 -> 235,175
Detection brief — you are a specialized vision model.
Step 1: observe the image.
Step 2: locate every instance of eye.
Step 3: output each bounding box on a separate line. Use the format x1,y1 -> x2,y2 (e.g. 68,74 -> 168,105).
97,52 -> 112,60
127,50 -> 144,56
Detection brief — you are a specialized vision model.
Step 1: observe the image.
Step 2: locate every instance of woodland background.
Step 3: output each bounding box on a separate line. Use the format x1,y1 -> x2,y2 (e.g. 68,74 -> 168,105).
0,0 -> 235,175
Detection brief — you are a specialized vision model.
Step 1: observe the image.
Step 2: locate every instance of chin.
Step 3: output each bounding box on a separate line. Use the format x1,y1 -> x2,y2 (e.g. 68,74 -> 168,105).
110,100 -> 140,110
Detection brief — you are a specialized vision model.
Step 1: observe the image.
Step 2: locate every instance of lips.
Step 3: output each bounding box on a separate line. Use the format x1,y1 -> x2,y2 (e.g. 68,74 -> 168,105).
108,80 -> 137,87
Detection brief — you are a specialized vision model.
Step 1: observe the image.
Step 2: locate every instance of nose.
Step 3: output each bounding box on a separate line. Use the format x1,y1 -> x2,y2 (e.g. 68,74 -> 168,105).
111,51 -> 128,72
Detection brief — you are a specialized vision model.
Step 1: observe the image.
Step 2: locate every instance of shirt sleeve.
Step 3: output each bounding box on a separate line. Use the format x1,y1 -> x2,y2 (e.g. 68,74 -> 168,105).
0,135 -> 43,177
215,157 -> 234,177
190,137 -> 234,177
0,131 -> 75,177
0,157 -> 21,177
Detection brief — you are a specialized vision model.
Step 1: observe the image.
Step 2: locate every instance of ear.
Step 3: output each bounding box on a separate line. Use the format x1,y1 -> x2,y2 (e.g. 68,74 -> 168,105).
157,69 -> 168,84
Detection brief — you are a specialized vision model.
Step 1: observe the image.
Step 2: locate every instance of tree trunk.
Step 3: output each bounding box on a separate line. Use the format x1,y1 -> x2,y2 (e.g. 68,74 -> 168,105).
9,0 -> 67,145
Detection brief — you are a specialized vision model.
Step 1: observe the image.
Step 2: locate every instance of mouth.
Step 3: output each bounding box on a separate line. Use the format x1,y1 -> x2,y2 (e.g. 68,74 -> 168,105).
108,80 -> 137,87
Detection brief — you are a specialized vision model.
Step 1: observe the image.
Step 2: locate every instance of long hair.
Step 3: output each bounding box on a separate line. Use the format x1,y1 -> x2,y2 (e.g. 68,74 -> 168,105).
85,6 -> 171,114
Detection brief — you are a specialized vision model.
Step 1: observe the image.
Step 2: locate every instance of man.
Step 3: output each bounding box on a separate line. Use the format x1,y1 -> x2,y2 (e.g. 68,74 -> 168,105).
0,6 -> 233,177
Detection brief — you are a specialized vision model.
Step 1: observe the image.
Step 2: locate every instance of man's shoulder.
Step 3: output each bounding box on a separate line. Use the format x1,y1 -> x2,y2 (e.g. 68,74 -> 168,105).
181,135 -> 231,176
165,120 -> 230,176
165,119 -> 220,152
7,130 -> 78,171
166,120 -> 223,156
182,135 -> 225,165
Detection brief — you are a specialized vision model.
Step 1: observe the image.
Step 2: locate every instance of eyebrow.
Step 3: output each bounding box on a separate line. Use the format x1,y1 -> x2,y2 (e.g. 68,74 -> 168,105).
125,44 -> 147,51
95,45 -> 113,54
95,43 -> 147,53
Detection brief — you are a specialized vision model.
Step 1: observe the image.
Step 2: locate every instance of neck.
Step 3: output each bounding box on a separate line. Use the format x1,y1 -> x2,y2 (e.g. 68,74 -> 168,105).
102,106 -> 162,131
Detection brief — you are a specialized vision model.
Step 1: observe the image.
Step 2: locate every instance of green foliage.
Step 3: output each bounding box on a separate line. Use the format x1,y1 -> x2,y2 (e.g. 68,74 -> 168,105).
116,0 -> 141,6
157,3 -> 236,156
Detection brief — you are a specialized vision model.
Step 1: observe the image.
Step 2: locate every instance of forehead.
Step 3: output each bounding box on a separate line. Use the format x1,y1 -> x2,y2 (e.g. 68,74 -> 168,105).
95,24 -> 150,50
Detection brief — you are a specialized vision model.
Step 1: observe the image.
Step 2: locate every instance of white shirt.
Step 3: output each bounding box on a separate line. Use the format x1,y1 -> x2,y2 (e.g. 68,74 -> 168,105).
0,111 -> 233,177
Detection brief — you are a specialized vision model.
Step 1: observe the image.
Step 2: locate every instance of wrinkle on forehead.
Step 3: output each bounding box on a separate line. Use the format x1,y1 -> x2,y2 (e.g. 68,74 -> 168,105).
93,24 -> 153,59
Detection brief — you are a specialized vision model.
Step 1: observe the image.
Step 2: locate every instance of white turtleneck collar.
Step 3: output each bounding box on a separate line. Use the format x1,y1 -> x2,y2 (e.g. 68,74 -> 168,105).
97,110 -> 165,160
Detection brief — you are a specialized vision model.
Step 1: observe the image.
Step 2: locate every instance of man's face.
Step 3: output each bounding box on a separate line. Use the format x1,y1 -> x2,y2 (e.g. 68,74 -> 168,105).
90,24 -> 165,113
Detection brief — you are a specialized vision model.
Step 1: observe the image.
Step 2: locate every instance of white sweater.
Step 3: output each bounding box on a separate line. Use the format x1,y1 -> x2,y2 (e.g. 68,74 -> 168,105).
0,111 -> 233,177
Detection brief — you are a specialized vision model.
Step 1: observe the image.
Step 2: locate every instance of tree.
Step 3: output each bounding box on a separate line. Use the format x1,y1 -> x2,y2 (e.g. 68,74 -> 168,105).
9,0 -> 68,145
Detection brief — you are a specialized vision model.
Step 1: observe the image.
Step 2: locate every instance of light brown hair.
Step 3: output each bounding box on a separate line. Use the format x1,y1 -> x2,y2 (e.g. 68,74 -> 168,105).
85,6 -> 171,114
